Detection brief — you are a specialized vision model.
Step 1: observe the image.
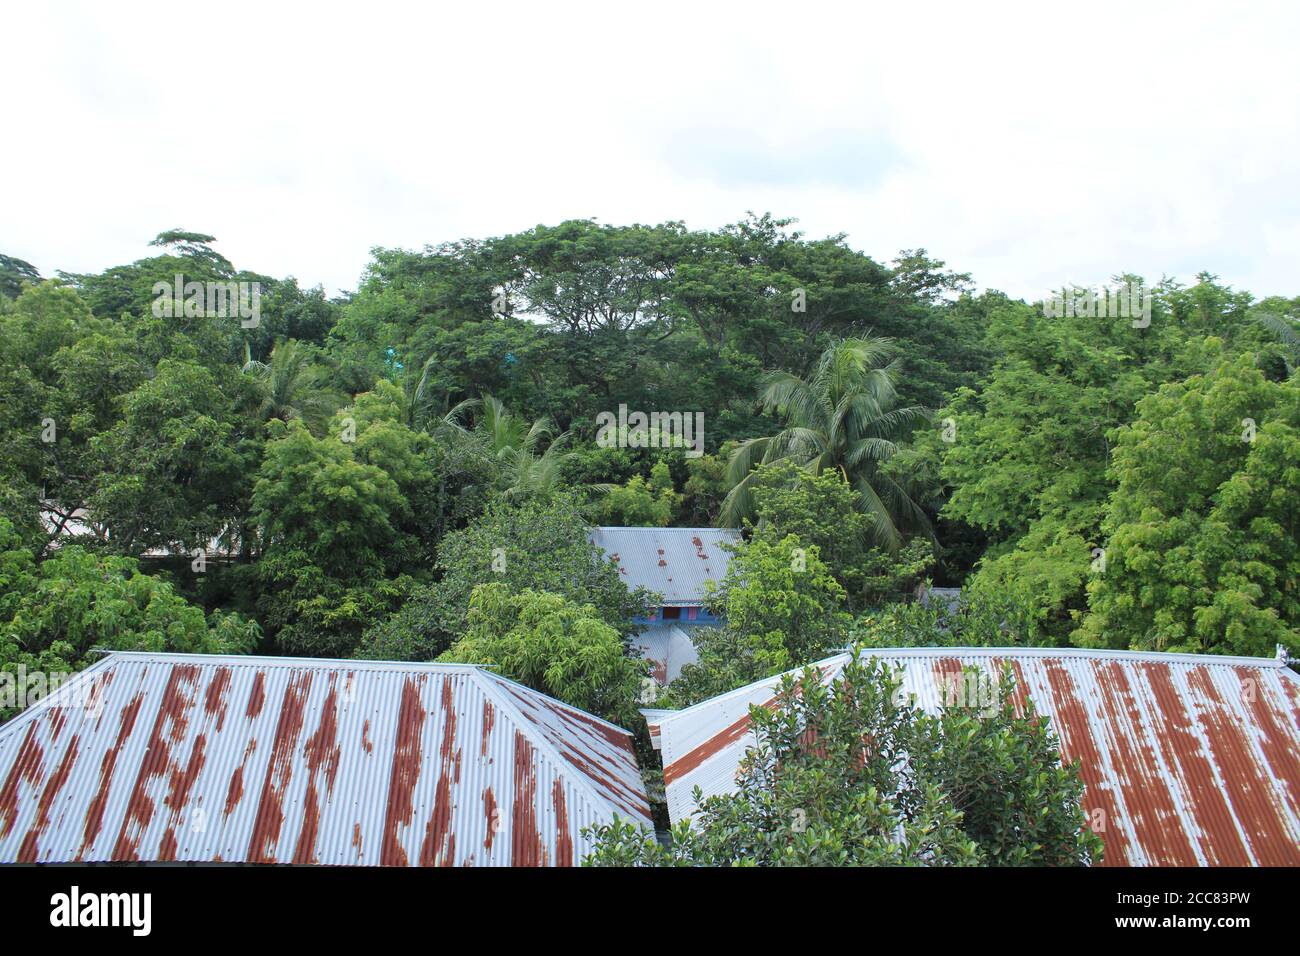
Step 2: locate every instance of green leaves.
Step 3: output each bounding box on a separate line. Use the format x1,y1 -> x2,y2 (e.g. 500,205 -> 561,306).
0,518 -> 258,722
721,336 -> 933,550
586,653 -> 1099,867
1077,353 -> 1300,656
440,584 -> 647,724
358,493 -> 651,663
669,534 -> 850,706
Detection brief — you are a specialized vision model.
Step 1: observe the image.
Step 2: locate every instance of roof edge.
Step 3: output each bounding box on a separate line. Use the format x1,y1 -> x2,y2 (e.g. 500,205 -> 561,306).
474,669 -> 652,826
0,653 -> 120,738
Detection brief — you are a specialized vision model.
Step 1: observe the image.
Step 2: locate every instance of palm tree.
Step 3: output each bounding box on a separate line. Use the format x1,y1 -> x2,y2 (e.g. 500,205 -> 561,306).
445,395 -> 575,501
1256,309 -> 1299,377
720,336 -> 931,549
401,353 -> 449,432
242,339 -> 343,434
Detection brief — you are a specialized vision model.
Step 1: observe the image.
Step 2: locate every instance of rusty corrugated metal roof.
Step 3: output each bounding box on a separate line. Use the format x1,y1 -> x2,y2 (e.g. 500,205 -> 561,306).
649,647 -> 1300,866
589,527 -> 741,605
0,652 -> 650,866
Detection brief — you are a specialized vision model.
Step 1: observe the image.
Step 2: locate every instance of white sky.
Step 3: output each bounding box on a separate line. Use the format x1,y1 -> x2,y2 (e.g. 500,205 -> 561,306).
4,1 -> 1299,302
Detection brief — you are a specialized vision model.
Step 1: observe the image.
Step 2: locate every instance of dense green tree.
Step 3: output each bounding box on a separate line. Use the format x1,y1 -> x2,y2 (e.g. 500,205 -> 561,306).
440,584 -> 647,723
934,276 -> 1265,642
596,460 -> 681,526
0,254 -> 41,301
250,411 -> 420,656
745,460 -> 935,608
851,589 -> 1040,649
1076,351 -> 1300,655
252,418 -> 408,578
89,359 -> 254,555
358,493 -> 652,662
445,395 -> 575,502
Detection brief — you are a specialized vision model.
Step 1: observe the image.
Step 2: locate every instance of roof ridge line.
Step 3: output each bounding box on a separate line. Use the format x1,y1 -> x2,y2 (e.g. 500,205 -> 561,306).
97,650 -> 497,671
472,669 -> 642,823
844,645 -> 1287,668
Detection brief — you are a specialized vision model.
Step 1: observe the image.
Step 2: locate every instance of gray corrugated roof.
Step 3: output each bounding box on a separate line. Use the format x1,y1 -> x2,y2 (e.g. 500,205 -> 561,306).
631,622 -> 703,685
589,527 -> 742,604
0,652 -> 650,866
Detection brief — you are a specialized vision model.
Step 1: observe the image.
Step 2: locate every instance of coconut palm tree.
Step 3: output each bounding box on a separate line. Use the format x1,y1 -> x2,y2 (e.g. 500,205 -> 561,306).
1256,309 -> 1299,377
445,395 -> 575,501
242,339 -> 343,434
720,336 -> 931,549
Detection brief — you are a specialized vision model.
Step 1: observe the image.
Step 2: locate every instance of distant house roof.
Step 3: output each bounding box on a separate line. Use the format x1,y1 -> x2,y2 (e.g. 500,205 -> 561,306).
0,652 -> 650,866
917,585 -> 961,614
646,646 -> 1300,866
589,527 -> 742,605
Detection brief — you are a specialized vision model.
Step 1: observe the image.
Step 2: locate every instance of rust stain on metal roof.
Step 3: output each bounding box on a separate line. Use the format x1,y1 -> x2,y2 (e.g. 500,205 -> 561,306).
16,735 -> 78,863
511,730 -> 542,867
1235,665 -> 1300,812
1037,657 -> 1133,864
419,676 -> 459,867
224,740 -> 256,819
79,690 -> 144,857
663,706 -> 762,787
158,827 -> 177,862
483,786 -> 497,850
552,778 -> 573,867
1139,661 -> 1249,865
204,667 -> 232,732
481,700 -> 495,758
47,707 -> 67,742
0,723 -> 43,839
112,663 -> 202,860
1186,667 -> 1296,865
293,675 -> 341,865
380,675 -> 426,867
1095,661 -> 1198,865
246,671 -> 266,719
247,670 -> 312,864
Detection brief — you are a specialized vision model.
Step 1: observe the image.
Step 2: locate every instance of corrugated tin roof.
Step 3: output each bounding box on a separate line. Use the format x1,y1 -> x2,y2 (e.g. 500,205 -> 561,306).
632,623 -> 702,686
0,652 -> 650,866
589,527 -> 741,605
648,646 -> 1300,866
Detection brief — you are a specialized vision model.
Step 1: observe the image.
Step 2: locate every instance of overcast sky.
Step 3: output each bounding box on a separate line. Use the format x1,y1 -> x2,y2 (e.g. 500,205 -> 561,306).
5,1 -> 1299,302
